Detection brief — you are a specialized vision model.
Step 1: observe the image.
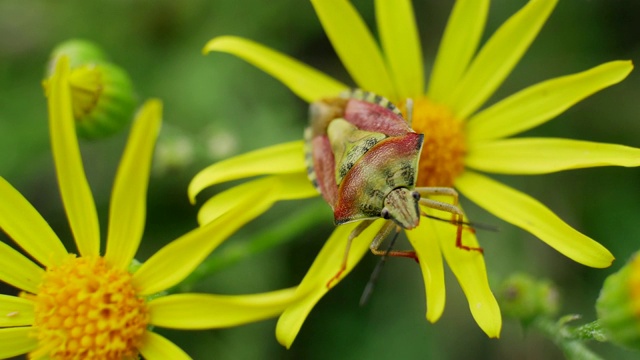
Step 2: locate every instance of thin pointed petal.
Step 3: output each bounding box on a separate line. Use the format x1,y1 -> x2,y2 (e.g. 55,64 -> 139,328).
432,210 -> 501,338
0,327 -> 37,359
466,138 -> 640,174
456,171 -> 614,268
148,288 -> 298,329
467,61 -> 634,142
47,56 -> 100,257
138,331 -> 191,360
312,0 -> 396,98
0,295 -> 34,327
105,100 -> 162,270
375,0 -> 424,98
276,220 -> 385,348
197,173 -> 317,225
189,141 -> 306,204
134,179 -> 298,295
204,36 -> 347,102
428,0 -> 489,103
449,0 -> 557,119
406,216 -> 445,323
0,242 -> 44,294
0,177 -> 67,267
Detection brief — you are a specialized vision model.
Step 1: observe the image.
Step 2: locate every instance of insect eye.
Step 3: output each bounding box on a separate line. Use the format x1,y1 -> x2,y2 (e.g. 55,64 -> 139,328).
381,208 -> 391,219
412,191 -> 420,200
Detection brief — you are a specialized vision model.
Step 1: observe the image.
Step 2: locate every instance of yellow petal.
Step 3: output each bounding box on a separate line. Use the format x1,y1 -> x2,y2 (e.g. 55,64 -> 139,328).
406,215 -> 446,323
428,0 -> 489,104
466,138 -> 640,174
204,36 -> 347,102
148,288 -> 299,329
276,220 -> 385,348
430,208 -> 501,338
105,100 -> 162,270
311,0 -> 396,98
197,173 -> 317,225
189,141 -> 306,204
467,61 -> 634,142
0,327 -> 37,359
47,56 -> 100,257
0,295 -> 34,327
0,177 -> 67,267
456,171 -> 614,268
138,331 -> 191,360
375,0 -> 423,98
449,0 -> 557,119
133,188 -> 281,295
0,241 -> 44,294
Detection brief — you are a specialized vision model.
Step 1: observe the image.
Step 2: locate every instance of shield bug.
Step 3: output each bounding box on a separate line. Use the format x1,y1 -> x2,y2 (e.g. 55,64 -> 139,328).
304,89 -> 481,286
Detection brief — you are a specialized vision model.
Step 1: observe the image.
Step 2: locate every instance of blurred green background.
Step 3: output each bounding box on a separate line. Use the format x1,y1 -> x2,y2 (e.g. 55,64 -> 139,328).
1,0 -> 640,359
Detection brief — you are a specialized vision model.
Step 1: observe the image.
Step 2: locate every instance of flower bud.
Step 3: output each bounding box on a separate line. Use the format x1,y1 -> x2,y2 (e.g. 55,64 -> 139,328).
596,252 -> 640,350
499,273 -> 559,324
45,40 -> 137,139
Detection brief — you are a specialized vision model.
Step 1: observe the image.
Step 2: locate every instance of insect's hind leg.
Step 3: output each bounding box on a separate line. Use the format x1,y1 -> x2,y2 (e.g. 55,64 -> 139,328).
326,220 -> 374,288
416,187 -> 483,253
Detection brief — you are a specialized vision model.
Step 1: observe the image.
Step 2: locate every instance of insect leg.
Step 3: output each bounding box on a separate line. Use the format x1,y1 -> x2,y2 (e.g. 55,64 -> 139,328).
326,219 -> 374,288
369,221 -> 417,260
417,187 -> 483,253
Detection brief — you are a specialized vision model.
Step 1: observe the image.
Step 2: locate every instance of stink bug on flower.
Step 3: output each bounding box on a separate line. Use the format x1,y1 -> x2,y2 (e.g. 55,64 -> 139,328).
304,89 -> 481,286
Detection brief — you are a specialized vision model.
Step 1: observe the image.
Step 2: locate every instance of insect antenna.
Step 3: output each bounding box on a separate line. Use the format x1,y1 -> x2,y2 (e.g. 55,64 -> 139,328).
420,212 -> 499,232
406,98 -> 414,126
359,227 -> 402,306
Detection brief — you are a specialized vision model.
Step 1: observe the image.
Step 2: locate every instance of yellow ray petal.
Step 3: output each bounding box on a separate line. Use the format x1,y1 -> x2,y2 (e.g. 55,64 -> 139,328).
197,173 -> 317,225
105,100 -> 162,270
430,208 -> 501,338
47,56 -> 100,257
204,36 -> 347,103
148,288 -> 299,329
406,215 -> 445,323
276,220 -> 385,348
428,0 -> 489,103
0,242 -> 44,294
467,61 -> 634,142
311,0 -> 396,98
466,138 -> 640,174
375,0 -> 423,98
0,327 -> 37,359
189,141 -> 306,204
0,177 -> 67,267
0,295 -> 34,327
138,331 -> 191,360
449,0 -> 557,119
134,184 -> 287,296
456,171 -> 614,268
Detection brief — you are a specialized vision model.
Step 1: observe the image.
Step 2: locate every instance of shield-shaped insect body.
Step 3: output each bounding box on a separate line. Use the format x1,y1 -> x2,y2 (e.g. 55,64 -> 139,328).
305,89 -> 424,230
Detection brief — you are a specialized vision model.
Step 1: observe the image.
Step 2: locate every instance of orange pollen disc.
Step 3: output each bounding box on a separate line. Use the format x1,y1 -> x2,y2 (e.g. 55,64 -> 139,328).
401,97 -> 466,187
25,255 -> 149,360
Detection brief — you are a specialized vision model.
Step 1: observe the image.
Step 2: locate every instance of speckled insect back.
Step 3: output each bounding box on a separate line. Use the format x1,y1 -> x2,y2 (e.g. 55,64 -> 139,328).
305,89 -> 482,286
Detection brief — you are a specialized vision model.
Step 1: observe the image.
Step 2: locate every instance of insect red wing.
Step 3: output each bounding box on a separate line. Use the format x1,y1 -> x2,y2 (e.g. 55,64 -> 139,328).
343,99 -> 412,136
333,132 -> 424,224
311,134 -> 339,209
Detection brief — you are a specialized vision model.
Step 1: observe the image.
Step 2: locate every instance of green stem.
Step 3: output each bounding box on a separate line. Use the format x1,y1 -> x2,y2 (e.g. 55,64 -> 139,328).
173,199 -> 329,292
533,317 -> 604,360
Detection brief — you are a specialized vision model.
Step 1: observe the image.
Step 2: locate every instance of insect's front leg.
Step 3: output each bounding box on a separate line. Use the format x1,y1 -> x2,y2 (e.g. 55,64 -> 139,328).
416,187 -> 483,254
326,219 -> 375,288
369,221 -> 417,261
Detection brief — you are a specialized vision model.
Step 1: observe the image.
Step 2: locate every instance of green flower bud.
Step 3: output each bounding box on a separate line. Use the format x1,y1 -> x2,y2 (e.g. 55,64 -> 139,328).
499,273 -> 559,324
45,40 -> 137,139
596,252 -> 640,350
47,39 -> 107,75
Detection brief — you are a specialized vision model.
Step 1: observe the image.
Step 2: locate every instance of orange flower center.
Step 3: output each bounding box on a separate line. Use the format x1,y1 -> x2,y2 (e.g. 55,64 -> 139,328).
24,256 -> 148,360
401,97 -> 467,187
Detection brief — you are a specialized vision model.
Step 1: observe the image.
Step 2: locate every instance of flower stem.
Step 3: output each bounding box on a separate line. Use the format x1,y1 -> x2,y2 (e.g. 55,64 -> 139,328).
532,317 -> 604,360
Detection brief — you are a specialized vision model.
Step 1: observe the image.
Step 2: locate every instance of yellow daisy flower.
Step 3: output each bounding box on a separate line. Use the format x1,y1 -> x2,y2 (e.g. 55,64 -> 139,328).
189,0 -> 637,347
0,56 -> 300,359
